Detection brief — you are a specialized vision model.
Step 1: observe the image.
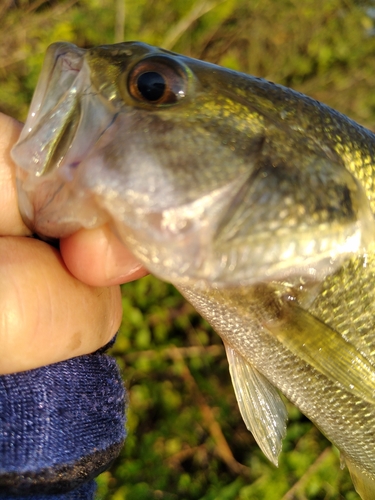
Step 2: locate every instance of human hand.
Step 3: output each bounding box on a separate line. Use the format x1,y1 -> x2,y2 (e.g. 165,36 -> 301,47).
0,112 -> 147,374
0,111 -> 148,497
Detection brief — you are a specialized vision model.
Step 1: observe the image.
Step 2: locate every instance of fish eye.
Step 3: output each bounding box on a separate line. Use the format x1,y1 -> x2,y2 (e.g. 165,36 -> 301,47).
127,56 -> 187,105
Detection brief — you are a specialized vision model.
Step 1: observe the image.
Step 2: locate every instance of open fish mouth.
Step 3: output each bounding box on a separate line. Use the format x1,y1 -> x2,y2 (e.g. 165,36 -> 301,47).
15,43 -> 86,176
12,43 -> 122,236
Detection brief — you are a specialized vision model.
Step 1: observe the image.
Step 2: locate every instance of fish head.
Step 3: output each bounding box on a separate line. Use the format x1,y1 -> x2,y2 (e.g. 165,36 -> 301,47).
12,42 -> 375,287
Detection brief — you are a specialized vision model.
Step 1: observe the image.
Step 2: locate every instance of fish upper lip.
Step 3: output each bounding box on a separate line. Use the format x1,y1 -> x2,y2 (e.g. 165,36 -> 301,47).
27,43 -> 85,133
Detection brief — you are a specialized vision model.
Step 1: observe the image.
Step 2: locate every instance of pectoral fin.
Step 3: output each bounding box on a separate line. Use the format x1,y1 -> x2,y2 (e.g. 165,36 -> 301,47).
224,343 -> 287,466
264,302 -> 375,404
344,455 -> 375,500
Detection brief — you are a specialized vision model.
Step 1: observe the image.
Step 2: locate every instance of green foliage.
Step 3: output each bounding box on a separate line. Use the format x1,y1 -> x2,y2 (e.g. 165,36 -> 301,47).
3,1 -> 373,497
3,0 -> 375,127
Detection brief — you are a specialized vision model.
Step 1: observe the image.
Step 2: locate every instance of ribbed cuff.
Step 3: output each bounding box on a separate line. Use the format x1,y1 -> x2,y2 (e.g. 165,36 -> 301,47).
0,349 -> 126,496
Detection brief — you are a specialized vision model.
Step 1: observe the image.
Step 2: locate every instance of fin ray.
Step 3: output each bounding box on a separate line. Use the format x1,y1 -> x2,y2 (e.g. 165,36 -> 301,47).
225,343 -> 287,465
344,455 -> 375,500
265,303 -> 375,405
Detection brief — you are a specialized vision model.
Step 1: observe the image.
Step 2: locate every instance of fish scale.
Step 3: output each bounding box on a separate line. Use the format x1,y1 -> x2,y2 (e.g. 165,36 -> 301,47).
179,283 -> 375,476
11,41 -> 375,498
310,249 -> 375,359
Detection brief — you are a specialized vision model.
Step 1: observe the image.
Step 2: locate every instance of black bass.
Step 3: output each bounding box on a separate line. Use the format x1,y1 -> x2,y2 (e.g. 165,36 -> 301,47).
11,42 -> 375,499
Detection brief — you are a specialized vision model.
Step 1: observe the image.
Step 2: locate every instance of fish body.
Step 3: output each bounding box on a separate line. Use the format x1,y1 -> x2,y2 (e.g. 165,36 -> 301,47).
11,42 -> 375,498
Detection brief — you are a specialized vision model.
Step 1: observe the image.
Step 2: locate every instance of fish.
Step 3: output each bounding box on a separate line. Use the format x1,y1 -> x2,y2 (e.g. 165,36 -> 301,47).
11,41 -> 375,499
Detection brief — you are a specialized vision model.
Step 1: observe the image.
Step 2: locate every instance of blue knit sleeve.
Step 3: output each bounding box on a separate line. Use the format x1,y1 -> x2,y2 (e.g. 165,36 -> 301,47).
0,345 -> 126,499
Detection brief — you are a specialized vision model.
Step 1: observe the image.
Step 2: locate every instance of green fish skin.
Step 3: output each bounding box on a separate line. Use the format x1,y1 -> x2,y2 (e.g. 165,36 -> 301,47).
11,42 -> 375,499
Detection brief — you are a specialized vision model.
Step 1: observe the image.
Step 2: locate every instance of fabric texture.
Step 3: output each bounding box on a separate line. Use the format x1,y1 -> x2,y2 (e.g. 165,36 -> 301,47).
0,345 -> 126,498
0,481 -> 97,499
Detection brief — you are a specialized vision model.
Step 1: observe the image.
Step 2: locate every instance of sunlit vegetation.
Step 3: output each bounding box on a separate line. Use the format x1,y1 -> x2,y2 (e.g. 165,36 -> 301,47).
3,1 -> 374,498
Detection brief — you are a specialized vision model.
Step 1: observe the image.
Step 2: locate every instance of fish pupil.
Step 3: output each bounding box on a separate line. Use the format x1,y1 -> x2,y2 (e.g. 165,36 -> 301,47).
137,71 -> 166,101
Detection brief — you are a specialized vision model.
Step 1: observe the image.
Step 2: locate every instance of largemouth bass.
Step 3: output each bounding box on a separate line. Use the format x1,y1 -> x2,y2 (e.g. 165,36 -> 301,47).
11,42 -> 375,499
